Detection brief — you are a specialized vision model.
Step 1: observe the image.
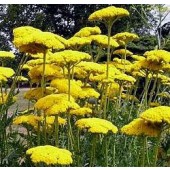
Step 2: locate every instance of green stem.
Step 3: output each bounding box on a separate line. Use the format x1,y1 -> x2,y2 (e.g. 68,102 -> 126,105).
104,135 -> 108,166
106,24 -> 112,79
55,114 -> 59,146
67,64 -> 71,101
90,134 -> 97,167
140,136 -> 147,167
153,133 -> 161,167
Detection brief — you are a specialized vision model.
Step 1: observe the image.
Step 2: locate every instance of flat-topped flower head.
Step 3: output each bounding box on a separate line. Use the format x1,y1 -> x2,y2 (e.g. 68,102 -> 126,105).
24,87 -> 56,101
114,73 -> 136,84
140,106 -> 170,125
49,50 -> 91,66
26,145 -> 73,165
0,51 -> 15,60
130,55 -> 145,61
28,64 -> 63,83
13,26 -> 65,54
67,37 -> 91,50
113,49 -> 133,56
15,76 -> 28,82
35,93 -> 80,116
88,6 -> 129,23
0,67 -> 15,81
121,118 -> 161,137
74,26 -> 101,37
75,117 -> 118,134
13,114 -> 41,128
112,32 -> 139,46
70,107 -> 92,116
90,35 -> 119,48
144,50 -> 170,64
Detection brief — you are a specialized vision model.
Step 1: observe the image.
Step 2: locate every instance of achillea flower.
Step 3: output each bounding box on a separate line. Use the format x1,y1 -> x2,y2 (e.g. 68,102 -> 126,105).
49,50 -> 91,66
121,118 -> 161,137
80,87 -> 100,99
130,55 -> 145,61
24,87 -> 57,101
22,64 -> 33,71
75,117 -> 118,134
67,37 -> 91,49
90,35 -> 119,48
70,107 -> 92,116
30,50 -> 53,59
13,26 -> 65,54
114,73 -> 136,83
26,145 -> 73,165
112,57 -> 132,65
144,50 -> 170,64
88,6 -> 129,23
28,64 -> 63,83
89,64 -> 121,82
26,59 -> 50,67
45,116 -> 66,125
74,26 -> 101,37
13,114 -> 41,128
112,32 -> 139,46
51,78 -> 83,99
35,94 -> 80,116
140,106 -> 170,124
15,76 -> 28,82
0,67 -> 15,79
113,49 -> 133,56
0,51 -> 15,59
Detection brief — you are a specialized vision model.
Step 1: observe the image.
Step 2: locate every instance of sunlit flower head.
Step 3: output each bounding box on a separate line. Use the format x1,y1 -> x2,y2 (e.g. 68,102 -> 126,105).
88,6 -> 129,23
121,118 -> 161,137
26,145 -> 73,165
75,117 -> 118,134
140,106 -> 170,125
113,49 -> 133,56
74,26 -> 101,37
0,51 -> 15,60
112,32 -> 139,46
70,107 -> 92,116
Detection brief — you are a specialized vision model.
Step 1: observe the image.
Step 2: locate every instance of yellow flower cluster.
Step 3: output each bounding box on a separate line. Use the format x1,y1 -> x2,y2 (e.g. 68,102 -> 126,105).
90,35 -> 119,48
130,55 -> 145,61
114,73 -> 136,83
45,116 -> 66,125
81,87 -> 100,99
35,94 -> 80,116
70,107 -> 92,116
67,37 -> 91,49
26,145 -> 73,165
75,117 -> 118,134
13,26 -> 65,54
28,64 -> 63,83
121,93 -> 139,102
88,6 -> 129,22
13,114 -> 41,128
113,49 -> 133,56
113,32 -> 139,45
29,50 -> 53,59
49,50 -> 91,66
15,76 -> 28,82
74,26 -> 101,37
0,51 -> 15,59
0,67 -> 15,82
121,118 -> 161,137
140,106 -> 170,124
24,87 -> 56,101
144,50 -> 170,64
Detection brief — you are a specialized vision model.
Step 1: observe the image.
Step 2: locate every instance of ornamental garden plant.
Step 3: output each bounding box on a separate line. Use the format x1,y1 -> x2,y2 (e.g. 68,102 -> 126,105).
0,5 -> 170,167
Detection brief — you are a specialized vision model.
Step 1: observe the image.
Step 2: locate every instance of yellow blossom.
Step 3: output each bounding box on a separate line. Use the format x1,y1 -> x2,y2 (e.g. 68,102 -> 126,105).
26,145 -> 73,165
113,49 -> 133,56
24,87 -> 57,101
88,6 -> 129,23
13,26 -> 65,54
67,37 -> 91,50
75,117 -> 118,134
0,51 -> 15,59
49,50 -> 91,66
28,64 -> 63,83
70,107 -> 92,116
114,73 -> 136,83
74,26 -> 101,37
15,76 -> 28,82
112,32 -> 139,45
140,106 -> 170,124
121,118 -> 161,137
0,67 -> 15,79
13,114 -> 41,128
80,87 -> 100,99
90,35 -> 119,48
